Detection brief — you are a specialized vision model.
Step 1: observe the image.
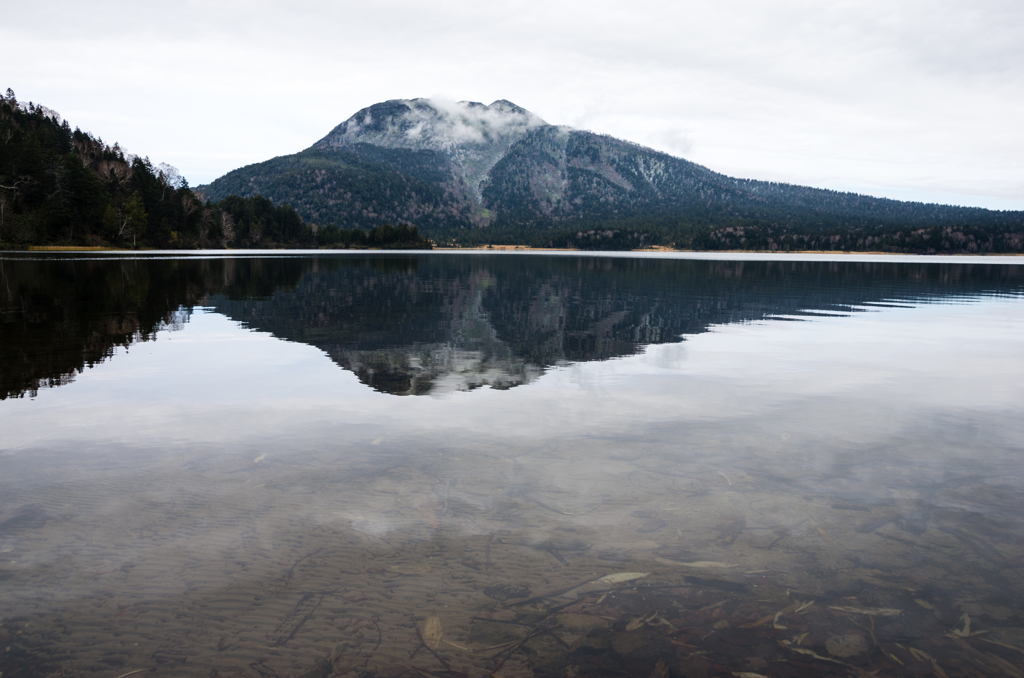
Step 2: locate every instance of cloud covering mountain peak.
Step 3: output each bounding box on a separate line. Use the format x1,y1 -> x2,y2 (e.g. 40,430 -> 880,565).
313,98 -> 550,204
317,98 -> 548,153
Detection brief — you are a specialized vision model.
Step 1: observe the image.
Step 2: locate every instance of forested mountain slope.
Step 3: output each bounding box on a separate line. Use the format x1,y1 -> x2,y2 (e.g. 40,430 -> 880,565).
201,98 -> 1024,253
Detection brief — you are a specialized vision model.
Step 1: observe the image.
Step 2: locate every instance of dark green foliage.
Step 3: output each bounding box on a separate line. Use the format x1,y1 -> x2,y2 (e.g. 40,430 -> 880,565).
316,222 -> 432,249
544,228 -> 659,251
0,90 -> 318,249
217,194 -> 315,248
532,213 -> 1024,254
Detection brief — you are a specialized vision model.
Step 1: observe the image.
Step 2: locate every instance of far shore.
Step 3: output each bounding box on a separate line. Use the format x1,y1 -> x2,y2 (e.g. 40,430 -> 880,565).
10,245 -> 1022,256
27,245 -> 143,251
430,245 -> 1024,256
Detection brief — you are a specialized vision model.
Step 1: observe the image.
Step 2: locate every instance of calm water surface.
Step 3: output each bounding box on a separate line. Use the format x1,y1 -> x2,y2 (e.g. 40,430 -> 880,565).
1,252 -> 1023,678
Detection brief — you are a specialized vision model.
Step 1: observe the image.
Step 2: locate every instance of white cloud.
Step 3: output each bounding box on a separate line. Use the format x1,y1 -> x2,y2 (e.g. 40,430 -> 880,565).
327,97 -> 546,151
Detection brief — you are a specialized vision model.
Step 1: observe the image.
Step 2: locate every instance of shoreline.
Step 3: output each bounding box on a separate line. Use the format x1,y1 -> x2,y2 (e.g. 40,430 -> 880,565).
8,245 -> 1023,256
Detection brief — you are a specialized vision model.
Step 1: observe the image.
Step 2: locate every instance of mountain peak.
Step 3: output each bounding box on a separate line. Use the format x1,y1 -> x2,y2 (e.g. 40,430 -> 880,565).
313,98 -> 549,203
315,97 -> 547,153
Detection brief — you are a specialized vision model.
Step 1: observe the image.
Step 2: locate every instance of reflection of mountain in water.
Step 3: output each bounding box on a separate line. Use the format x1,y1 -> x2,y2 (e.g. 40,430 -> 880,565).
208,261 -> 547,395
205,256 -> 1024,395
2,253 -> 1023,399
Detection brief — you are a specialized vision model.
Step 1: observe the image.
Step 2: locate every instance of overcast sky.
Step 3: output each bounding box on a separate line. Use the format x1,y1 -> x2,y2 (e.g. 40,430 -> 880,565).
4,0 -> 1023,209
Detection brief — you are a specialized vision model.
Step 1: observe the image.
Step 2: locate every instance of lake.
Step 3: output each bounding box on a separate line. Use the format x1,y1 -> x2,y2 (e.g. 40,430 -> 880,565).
1,251 -> 1023,678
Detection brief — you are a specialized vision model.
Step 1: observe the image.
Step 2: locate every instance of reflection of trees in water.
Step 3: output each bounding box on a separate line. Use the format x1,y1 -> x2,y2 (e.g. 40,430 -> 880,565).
0,255 -> 312,399
0,255 -> 363,399
3,254 -> 1023,399
1,258 -> 188,399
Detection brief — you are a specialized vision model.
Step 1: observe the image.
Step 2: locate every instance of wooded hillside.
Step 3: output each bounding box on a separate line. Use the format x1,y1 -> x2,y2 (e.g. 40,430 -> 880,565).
0,90 -> 429,250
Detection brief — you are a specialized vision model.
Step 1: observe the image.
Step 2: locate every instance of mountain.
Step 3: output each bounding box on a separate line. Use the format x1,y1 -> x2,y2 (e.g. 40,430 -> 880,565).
199,98 -> 1024,252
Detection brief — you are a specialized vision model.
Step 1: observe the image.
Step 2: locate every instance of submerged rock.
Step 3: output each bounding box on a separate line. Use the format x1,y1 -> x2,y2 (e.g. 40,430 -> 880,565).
825,633 -> 869,658
483,583 -> 531,600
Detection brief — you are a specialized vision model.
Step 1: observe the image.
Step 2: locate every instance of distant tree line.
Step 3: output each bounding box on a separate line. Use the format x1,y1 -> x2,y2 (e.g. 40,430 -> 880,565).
438,216 -> 1024,254
317,222 -> 431,249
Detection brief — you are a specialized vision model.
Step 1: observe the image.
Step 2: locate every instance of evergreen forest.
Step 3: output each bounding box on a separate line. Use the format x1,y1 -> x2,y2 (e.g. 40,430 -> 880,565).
0,90 -> 429,250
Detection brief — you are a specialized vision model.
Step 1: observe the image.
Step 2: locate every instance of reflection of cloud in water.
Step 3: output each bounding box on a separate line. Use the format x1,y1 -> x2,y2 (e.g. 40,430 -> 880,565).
4,299 -> 1022,527
323,284 -> 546,395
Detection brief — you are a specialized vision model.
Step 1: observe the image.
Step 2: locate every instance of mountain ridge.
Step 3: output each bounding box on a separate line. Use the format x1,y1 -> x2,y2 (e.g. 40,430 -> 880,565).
198,97 -> 1024,252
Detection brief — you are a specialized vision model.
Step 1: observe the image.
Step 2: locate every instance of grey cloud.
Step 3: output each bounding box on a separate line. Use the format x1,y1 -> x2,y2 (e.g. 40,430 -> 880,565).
648,129 -> 695,158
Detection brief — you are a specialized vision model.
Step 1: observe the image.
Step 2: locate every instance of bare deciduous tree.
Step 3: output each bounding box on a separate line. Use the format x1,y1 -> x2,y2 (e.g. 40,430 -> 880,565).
0,178 -> 29,233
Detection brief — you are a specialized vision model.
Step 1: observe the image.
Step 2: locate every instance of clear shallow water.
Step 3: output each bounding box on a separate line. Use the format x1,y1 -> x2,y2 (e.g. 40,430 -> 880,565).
1,252 -> 1024,678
